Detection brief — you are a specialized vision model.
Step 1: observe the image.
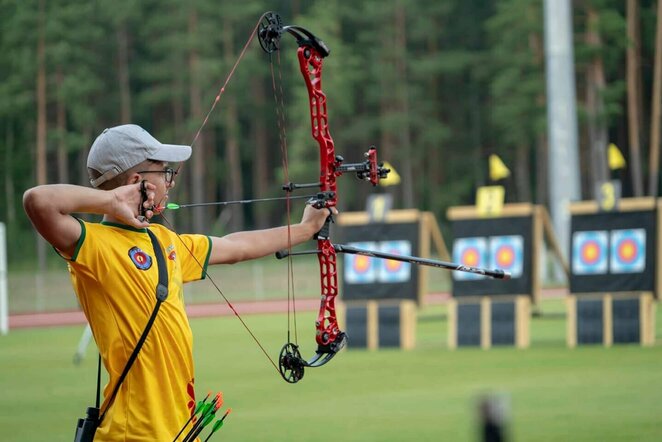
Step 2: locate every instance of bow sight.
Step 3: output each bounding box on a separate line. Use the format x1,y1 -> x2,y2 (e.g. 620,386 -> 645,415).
282,147 -> 391,194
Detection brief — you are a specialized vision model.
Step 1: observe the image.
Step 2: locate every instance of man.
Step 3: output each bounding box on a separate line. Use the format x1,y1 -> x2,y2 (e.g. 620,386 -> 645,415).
23,124 -> 333,441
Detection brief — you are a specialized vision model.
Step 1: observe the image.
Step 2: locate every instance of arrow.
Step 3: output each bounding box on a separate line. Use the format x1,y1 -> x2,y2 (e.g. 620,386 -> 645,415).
182,393 -> 223,442
166,194 -> 319,210
203,409 -> 232,442
185,402 -> 223,442
172,392 -> 211,442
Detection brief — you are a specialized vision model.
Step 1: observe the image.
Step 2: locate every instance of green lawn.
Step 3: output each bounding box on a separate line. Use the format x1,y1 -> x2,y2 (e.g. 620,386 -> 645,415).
1,300 -> 661,441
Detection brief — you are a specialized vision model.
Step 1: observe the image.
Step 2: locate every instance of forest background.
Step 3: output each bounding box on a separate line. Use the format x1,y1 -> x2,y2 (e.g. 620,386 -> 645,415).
1,0 -> 661,272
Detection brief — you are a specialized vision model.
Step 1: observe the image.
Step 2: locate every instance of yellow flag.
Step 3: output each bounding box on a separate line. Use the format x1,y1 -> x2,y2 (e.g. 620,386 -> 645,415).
608,143 -> 626,170
489,154 -> 510,181
379,161 -> 401,186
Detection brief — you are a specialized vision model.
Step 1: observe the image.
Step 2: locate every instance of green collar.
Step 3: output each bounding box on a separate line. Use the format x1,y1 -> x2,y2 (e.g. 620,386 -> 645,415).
100,221 -> 148,233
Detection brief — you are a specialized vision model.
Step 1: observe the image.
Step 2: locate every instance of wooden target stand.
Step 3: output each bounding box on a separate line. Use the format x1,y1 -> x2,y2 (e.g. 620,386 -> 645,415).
566,292 -> 655,347
336,209 -> 449,350
446,203 -> 568,349
338,300 -> 417,350
447,296 -> 531,349
567,198 -> 659,347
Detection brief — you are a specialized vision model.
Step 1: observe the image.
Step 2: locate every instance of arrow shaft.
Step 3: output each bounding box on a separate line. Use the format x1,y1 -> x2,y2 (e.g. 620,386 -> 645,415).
173,194 -> 315,209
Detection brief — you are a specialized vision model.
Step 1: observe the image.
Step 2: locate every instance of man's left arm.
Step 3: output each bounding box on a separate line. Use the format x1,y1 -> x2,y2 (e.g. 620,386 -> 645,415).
208,205 -> 335,265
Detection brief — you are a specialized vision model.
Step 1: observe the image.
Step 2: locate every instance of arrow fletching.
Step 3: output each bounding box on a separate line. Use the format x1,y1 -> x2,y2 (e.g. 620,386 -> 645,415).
203,409 -> 232,442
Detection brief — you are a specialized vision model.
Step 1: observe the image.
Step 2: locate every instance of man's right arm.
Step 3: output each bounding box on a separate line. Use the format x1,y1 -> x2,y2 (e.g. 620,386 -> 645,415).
23,183 -> 154,258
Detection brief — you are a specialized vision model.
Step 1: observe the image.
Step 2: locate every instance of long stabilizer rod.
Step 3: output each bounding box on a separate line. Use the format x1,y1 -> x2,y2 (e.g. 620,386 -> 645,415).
275,244 -> 511,280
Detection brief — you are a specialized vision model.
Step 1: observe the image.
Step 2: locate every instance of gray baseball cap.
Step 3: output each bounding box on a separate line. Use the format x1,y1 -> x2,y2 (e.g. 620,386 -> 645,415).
87,124 -> 192,187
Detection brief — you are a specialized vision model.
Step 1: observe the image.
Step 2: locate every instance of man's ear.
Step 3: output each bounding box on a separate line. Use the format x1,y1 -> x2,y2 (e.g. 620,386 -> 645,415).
128,173 -> 142,185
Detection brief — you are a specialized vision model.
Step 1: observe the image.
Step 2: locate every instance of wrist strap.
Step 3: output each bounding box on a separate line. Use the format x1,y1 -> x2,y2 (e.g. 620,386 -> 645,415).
98,228 -> 169,423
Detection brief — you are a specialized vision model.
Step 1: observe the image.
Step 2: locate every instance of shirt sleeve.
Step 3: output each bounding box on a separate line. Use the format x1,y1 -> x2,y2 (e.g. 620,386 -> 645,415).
177,234 -> 212,283
61,220 -> 106,283
52,216 -> 87,262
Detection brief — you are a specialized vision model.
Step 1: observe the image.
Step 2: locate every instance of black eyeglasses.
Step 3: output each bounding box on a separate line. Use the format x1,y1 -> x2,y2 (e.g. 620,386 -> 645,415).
137,167 -> 177,185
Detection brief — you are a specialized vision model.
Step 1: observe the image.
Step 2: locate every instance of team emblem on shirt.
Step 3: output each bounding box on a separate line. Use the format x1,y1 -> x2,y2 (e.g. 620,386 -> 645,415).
167,244 -> 176,261
128,247 -> 152,270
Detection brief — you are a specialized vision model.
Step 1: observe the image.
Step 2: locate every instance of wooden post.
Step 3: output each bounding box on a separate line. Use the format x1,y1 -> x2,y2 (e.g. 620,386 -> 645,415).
566,296 -> 577,348
603,294 -> 613,347
481,297 -> 491,350
515,296 -> 531,348
400,300 -> 416,350
640,293 -> 655,346
367,301 -> 379,350
447,299 -> 457,350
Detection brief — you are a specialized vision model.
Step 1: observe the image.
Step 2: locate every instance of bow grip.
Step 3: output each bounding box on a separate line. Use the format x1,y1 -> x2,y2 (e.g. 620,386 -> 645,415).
313,211 -> 334,240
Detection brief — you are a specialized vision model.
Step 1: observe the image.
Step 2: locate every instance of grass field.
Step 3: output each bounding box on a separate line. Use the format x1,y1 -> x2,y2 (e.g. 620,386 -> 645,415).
1,299 -> 661,441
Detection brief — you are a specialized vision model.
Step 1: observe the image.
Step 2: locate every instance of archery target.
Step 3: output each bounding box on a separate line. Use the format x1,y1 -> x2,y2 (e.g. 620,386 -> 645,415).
452,237 -> 487,281
344,241 -> 378,284
572,231 -> 608,275
610,229 -> 646,274
489,235 -> 524,278
378,240 -> 412,283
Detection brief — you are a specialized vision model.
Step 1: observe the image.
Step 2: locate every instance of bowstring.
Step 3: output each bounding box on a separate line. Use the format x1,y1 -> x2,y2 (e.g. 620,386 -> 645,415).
158,13 -> 282,374
161,13 -> 264,210
159,214 -> 280,374
269,49 -> 299,347
190,16 -> 263,153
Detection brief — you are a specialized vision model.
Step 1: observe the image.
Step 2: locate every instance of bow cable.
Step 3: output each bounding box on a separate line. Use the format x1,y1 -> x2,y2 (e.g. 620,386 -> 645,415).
269,48 -> 300,350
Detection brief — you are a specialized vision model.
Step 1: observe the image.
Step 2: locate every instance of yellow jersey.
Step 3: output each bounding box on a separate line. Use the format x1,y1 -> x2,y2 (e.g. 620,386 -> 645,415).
64,219 -> 211,441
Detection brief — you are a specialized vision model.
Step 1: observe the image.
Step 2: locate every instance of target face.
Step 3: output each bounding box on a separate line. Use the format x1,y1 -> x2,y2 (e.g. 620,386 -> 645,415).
572,231 -> 608,275
489,235 -> 524,278
610,229 -> 646,274
452,237 -> 487,281
378,240 -> 411,283
344,241 -> 378,284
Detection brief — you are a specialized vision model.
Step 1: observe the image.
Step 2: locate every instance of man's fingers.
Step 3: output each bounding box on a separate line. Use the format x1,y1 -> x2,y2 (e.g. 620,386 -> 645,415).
143,192 -> 156,207
132,216 -> 151,228
138,181 -> 156,191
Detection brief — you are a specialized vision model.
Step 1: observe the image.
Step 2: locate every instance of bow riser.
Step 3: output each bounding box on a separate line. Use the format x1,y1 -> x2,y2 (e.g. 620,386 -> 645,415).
297,44 -> 343,348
